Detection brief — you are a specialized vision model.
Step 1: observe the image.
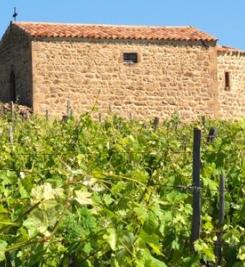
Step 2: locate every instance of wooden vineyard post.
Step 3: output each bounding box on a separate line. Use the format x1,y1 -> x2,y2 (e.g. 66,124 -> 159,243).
207,127 -> 217,144
129,112 -> 132,121
201,116 -> 206,127
109,104 -> 112,113
191,128 -> 201,251
216,175 -> 225,266
67,100 -> 72,118
8,125 -> 14,145
68,254 -> 77,267
45,109 -> 49,121
98,112 -> 102,123
153,117 -> 159,131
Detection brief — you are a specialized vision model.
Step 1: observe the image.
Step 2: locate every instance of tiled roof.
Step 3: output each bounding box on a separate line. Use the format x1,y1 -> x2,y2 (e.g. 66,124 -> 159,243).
217,45 -> 245,55
12,22 -> 217,42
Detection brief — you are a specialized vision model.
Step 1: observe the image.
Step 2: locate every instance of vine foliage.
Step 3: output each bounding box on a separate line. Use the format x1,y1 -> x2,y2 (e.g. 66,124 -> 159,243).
0,114 -> 244,266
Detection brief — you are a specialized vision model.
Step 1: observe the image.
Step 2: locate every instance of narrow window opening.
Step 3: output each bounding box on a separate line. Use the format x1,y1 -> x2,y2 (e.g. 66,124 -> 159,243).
224,72 -> 231,91
123,52 -> 138,64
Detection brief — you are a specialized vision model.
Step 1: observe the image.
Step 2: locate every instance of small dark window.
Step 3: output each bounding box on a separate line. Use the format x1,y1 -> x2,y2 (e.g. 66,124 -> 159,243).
123,52 -> 138,64
9,71 -> 16,102
224,72 -> 231,90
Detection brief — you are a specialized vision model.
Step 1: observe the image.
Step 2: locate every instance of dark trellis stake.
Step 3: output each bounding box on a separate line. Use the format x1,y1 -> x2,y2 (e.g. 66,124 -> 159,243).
207,127 -> 217,144
98,112 -> 102,122
152,117 -> 159,131
109,104 -> 112,113
45,109 -> 49,121
67,100 -> 71,118
215,175 -> 225,266
129,112 -> 132,121
70,108 -> 73,118
201,116 -> 206,127
8,125 -> 14,145
68,254 -> 77,267
191,128 -> 201,251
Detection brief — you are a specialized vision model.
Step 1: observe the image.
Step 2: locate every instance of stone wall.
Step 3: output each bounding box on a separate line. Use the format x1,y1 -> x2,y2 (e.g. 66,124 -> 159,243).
0,25 -> 32,105
31,38 -> 218,120
1,27 -> 245,121
218,51 -> 245,119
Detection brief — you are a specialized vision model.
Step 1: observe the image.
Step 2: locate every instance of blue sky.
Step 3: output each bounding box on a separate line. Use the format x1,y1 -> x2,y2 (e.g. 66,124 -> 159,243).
0,0 -> 245,49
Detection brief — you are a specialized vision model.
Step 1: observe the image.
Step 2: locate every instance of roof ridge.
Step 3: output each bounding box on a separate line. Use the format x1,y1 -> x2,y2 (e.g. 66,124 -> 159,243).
10,21 -> 217,42
13,21 -> 193,29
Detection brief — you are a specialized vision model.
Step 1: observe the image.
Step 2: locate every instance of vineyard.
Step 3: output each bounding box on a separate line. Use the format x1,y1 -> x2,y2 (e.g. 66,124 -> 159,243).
0,113 -> 244,267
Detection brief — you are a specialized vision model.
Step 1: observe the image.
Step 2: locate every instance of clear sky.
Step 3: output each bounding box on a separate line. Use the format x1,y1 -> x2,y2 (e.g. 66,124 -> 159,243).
0,0 -> 245,49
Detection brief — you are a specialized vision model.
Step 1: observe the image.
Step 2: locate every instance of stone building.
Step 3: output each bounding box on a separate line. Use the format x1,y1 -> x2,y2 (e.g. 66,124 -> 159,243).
0,21 -> 244,120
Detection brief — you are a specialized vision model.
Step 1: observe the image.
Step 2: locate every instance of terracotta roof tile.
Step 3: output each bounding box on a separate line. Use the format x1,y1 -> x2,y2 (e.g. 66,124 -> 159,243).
12,22 -> 217,42
217,45 -> 245,55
